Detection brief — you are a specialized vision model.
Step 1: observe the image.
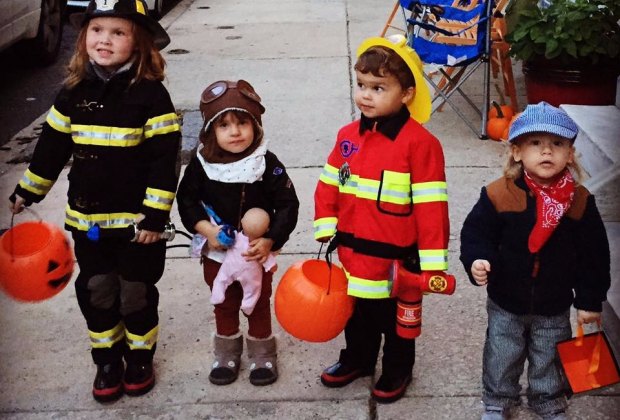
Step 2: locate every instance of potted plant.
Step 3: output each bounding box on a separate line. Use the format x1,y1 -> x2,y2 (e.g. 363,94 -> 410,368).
506,0 -> 620,106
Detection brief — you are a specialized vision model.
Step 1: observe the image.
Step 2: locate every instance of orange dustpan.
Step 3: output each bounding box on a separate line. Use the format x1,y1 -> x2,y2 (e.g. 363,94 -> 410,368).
556,323 -> 620,394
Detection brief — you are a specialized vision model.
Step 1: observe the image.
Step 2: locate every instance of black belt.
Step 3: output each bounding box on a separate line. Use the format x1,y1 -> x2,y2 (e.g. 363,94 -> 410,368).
328,231 -> 417,260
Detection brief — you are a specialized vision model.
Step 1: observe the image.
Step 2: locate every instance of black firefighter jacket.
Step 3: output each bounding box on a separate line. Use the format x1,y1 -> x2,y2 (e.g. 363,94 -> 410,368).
12,65 -> 181,234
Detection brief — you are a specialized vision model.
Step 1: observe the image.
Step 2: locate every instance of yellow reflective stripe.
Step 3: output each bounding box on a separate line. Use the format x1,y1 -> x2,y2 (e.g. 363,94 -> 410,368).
346,271 -> 391,299
383,171 -> 410,183
313,217 -> 337,239
18,169 -> 54,196
65,205 -> 139,231
126,325 -> 159,350
340,174 -> 358,194
355,177 -> 379,199
411,181 -> 448,204
319,163 -> 340,187
46,106 -> 71,133
419,249 -> 448,271
89,322 -> 125,349
379,171 -> 412,204
72,125 -> 144,147
144,112 -> 181,138
143,187 -> 175,211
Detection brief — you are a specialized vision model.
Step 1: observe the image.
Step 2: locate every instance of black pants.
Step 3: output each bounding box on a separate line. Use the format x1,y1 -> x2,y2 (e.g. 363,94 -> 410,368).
73,234 -> 166,365
339,297 -> 415,378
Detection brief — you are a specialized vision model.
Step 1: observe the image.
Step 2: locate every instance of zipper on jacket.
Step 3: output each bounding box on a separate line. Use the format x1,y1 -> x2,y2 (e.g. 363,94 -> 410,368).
531,253 -> 540,278
237,185 -> 246,230
529,253 -> 540,314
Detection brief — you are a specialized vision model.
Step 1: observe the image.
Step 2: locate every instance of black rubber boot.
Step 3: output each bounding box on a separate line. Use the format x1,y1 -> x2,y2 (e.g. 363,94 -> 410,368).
123,361 -> 155,396
92,361 -> 124,403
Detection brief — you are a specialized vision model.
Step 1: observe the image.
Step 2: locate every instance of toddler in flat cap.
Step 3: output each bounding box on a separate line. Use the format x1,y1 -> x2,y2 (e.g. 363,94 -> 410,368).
460,102 -> 611,419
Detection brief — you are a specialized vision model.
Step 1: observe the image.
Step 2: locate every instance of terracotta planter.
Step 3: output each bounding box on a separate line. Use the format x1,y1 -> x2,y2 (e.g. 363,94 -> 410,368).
523,60 -> 619,107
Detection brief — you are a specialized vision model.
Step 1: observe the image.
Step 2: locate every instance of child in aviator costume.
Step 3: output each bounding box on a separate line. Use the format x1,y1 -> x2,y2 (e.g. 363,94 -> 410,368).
177,80 -> 299,386
314,35 -> 449,403
8,0 -> 180,403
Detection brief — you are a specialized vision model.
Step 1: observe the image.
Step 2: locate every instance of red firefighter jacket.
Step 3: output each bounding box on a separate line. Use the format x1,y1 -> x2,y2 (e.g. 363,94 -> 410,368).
314,108 -> 449,298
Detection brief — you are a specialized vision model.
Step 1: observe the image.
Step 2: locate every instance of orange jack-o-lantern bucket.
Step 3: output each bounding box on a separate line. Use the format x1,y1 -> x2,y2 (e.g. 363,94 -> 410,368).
275,259 -> 354,342
0,221 -> 74,302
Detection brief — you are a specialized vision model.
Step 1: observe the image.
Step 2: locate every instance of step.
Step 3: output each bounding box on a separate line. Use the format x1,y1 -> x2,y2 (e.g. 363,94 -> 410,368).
560,104 -> 620,179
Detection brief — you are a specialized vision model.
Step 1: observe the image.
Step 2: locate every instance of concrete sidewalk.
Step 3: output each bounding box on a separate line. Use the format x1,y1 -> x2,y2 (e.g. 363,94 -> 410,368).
0,0 -> 618,418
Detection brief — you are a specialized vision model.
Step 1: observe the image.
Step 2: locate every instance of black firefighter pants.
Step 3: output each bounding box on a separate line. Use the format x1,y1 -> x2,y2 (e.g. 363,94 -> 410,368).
338,297 -> 416,379
73,234 -> 166,366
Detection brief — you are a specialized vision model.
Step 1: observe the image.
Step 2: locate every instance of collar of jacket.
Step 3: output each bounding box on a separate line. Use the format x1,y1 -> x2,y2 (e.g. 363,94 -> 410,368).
515,174 -> 528,192
87,59 -> 136,83
359,106 -> 410,140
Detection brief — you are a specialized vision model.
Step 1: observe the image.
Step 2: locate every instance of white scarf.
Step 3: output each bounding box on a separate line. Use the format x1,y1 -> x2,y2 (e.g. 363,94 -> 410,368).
197,141 -> 268,183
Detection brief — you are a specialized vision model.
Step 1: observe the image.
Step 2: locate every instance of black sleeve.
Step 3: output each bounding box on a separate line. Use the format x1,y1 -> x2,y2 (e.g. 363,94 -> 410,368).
137,82 -> 181,232
459,186 -> 502,286
573,195 -> 611,312
12,89 -> 73,204
263,153 -> 299,251
176,157 -> 209,234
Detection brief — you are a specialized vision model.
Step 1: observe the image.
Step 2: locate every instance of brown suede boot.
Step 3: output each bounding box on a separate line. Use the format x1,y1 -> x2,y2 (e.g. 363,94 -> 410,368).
209,333 -> 243,385
246,335 -> 278,386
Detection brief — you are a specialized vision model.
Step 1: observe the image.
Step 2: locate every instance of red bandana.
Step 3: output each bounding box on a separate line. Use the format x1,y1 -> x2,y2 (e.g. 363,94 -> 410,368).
524,169 -> 575,253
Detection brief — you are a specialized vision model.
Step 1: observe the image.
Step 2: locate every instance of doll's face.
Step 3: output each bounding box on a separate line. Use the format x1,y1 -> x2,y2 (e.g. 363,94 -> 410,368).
354,70 -> 413,119
512,133 -> 574,186
214,112 -> 255,154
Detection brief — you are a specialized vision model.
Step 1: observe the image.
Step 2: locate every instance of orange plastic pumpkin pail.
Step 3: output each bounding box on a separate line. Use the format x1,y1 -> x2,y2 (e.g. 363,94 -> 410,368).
275,259 -> 354,343
0,221 -> 74,302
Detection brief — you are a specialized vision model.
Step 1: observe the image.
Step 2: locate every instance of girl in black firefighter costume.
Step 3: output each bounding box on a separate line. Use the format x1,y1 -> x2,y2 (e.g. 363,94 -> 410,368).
176,79 -> 299,386
460,102 -> 610,420
313,34 -> 449,403
8,0 -> 180,403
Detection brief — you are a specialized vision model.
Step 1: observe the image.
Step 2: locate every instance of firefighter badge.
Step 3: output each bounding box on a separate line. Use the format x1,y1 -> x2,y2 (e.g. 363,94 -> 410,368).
338,162 -> 351,186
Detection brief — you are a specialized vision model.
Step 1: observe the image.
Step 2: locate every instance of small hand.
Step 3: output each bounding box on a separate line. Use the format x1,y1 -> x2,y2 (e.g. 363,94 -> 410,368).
577,310 -> 601,325
244,237 -> 274,264
471,259 -> 491,286
134,229 -> 161,244
8,195 -> 26,215
316,236 -> 331,243
195,220 -> 226,250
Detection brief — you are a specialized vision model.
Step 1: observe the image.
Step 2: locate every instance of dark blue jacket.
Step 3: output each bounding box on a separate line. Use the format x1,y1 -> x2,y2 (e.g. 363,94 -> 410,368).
460,175 -> 610,316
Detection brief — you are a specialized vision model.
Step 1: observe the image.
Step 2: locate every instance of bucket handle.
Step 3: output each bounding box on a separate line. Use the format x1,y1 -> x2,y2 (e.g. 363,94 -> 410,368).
5,207 -> 44,262
575,320 -> 603,387
317,236 -> 340,296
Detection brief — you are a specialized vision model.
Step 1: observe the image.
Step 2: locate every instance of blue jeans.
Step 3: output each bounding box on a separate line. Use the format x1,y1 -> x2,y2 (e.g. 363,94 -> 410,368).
482,298 -> 571,415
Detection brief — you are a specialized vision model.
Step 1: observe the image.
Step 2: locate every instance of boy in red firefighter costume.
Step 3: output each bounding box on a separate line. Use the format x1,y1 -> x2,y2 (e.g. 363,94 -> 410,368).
313,34 -> 449,403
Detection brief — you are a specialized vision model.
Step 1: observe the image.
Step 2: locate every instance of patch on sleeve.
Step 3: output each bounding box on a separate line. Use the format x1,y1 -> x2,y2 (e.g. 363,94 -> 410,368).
340,139 -> 359,158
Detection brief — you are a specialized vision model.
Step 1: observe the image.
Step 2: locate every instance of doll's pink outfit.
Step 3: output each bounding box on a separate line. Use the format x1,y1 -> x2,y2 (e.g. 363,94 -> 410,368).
210,232 -> 276,315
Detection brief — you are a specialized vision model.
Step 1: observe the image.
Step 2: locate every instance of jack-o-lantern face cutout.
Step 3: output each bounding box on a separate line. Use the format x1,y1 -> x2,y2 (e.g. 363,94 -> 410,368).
0,222 -> 75,302
275,259 -> 354,343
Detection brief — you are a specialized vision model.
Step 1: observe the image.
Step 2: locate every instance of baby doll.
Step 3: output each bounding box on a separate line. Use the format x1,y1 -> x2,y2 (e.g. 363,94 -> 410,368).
210,208 -> 277,315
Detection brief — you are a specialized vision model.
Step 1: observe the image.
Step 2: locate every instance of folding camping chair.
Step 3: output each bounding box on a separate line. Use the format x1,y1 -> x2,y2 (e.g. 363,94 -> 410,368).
381,0 -> 497,138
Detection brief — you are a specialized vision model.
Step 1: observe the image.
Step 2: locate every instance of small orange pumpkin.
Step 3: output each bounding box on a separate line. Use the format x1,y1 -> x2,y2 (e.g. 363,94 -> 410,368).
487,101 -> 514,120
0,221 -> 74,302
486,101 -> 512,141
501,112 -> 522,142
275,259 -> 354,342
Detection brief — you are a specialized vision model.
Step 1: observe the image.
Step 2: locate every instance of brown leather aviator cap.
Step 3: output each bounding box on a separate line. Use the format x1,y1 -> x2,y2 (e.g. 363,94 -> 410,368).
199,80 -> 265,133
